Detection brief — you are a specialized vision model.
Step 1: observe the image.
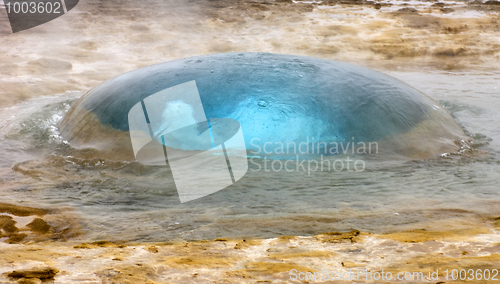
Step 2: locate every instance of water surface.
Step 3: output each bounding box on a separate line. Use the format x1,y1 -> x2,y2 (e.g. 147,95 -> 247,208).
0,69 -> 498,242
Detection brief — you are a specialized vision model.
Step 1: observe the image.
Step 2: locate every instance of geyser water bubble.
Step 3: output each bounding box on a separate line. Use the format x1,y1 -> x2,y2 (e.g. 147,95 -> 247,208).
60,52 -> 469,161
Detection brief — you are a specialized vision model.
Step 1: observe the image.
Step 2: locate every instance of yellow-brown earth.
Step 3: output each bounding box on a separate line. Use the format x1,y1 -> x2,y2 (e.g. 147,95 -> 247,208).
1,203 -> 500,282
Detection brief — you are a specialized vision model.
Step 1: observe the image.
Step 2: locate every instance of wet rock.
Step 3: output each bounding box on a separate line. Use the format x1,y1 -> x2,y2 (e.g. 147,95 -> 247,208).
381,2 -> 401,8
214,238 -> 228,241
443,25 -> 468,34
0,203 -> 81,244
491,216 -> 500,227
235,262 -> 317,276
5,233 -> 27,244
266,247 -> 282,253
379,228 -> 491,242
269,250 -> 335,260
395,7 -> 419,13
73,243 -> 92,249
0,229 -> 499,283
0,203 -> 47,217
17,278 -> 42,284
146,246 -> 159,253
385,253 -> 500,277
7,267 -> 59,280
74,241 -> 125,249
341,261 -> 365,267
0,215 -> 18,234
96,266 -> 158,283
92,240 -> 124,248
26,218 -> 52,234
441,7 -> 455,12
234,239 -> 262,249
316,230 -> 362,243
163,254 -> 238,268
434,46 -> 470,56
275,235 -> 296,243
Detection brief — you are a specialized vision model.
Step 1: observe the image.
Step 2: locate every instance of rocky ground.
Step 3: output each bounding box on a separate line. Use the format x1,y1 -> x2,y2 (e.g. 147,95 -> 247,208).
2,202 -> 500,283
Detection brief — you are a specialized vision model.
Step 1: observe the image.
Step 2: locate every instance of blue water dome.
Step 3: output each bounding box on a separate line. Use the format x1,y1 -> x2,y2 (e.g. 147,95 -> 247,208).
60,52 -> 468,161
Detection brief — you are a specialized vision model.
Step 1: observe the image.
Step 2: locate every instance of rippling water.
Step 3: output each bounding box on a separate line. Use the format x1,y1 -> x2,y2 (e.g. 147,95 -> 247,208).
0,69 -> 498,242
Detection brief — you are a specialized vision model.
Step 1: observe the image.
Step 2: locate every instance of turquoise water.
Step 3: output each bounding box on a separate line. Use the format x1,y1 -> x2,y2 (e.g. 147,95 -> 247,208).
60,53 -> 466,158
0,69 -> 499,242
